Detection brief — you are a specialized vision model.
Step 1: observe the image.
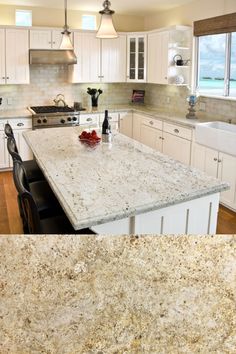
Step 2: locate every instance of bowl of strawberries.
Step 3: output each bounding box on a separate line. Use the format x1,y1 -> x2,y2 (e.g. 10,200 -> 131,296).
79,130 -> 101,146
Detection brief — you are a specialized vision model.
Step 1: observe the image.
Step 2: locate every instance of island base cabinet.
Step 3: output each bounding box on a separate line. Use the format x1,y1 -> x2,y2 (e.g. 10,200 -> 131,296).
92,193 -> 220,235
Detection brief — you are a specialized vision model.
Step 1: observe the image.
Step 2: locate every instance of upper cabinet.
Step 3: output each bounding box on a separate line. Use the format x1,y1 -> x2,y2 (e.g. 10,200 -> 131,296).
127,34 -> 147,82
147,26 -> 192,86
0,29 -> 29,85
30,29 -> 64,49
69,31 -> 100,83
69,32 -> 127,83
147,31 -> 169,85
101,35 -> 127,83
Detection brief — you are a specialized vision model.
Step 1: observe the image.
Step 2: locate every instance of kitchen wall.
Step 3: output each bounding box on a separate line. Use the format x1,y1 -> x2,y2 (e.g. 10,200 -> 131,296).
144,0 -> 236,30
0,4 -> 144,32
0,65 -> 235,123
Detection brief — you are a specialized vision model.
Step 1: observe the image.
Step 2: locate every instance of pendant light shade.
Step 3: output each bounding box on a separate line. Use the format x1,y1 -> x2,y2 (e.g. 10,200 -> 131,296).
96,0 -> 118,38
60,0 -> 74,49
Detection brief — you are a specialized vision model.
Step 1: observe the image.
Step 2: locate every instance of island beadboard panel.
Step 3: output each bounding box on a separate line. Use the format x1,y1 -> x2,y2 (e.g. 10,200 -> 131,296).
0,235 -> 236,353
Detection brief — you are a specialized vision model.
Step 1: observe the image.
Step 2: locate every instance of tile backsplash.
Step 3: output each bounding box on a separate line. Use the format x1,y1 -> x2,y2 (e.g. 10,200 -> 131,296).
0,65 -> 235,123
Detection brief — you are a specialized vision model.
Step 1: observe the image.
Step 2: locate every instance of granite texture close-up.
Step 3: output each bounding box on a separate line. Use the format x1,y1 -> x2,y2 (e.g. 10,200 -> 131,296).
0,235 -> 236,353
24,127 -> 227,230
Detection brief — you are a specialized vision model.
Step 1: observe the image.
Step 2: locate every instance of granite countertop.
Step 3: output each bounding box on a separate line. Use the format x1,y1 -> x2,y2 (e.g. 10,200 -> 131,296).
24,127 -> 228,230
1,234 -> 235,353
79,105 -> 211,128
0,105 -> 212,128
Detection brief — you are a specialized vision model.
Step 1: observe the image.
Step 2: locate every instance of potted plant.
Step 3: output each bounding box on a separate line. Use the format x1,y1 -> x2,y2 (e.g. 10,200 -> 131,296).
87,88 -> 103,107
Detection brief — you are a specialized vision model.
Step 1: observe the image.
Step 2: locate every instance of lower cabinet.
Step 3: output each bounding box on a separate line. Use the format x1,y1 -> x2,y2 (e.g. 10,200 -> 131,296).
119,112 -> 133,138
0,118 -> 33,170
192,143 -> 236,211
0,131 -> 9,168
162,132 -> 191,165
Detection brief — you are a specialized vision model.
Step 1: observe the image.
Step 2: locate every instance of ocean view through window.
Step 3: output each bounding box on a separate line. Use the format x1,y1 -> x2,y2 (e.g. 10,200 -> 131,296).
197,32 -> 236,98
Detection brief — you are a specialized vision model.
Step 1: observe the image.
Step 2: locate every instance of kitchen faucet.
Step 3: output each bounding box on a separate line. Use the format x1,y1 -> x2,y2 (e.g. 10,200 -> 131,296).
53,94 -> 67,107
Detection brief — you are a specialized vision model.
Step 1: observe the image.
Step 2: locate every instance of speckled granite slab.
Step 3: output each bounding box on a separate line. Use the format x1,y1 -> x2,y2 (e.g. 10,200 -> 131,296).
24,127 -> 228,230
0,235 -> 235,353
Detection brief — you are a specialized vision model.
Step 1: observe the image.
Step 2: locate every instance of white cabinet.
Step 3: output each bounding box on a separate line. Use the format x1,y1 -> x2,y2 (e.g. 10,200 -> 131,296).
70,33 -> 126,83
30,29 -> 63,49
119,112 -> 133,138
0,128 -> 9,169
70,32 -> 100,83
147,26 -> 192,86
219,153 -> 236,209
140,117 -> 163,150
0,29 -> 29,85
101,35 -> 127,83
0,118 -> 33,170
80,113 -> 100,128
162,132 -> 191,165
147,31 -> 169,84
0,29 -> 5,85
132,113 -> 143,141
127,35 -> 146,82
192,143 -> 236,211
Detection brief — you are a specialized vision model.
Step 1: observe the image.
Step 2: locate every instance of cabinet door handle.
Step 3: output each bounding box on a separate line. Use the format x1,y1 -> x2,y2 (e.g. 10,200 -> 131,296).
2,77 -> 5,79
159,136 -> 162,139
17,123 -> 24,127
213,157 -> 218,161
149,121 -> 154,125
218,159 -> 222,163
174,128 -> 179,133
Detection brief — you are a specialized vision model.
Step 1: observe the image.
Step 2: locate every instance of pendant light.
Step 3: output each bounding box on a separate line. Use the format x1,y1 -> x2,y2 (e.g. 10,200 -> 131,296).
96,0 -> 118,38
60,0 -> 73,49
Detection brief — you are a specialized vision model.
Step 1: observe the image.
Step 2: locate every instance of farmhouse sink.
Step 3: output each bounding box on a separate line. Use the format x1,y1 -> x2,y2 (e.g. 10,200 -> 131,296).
195,121 -> 236,157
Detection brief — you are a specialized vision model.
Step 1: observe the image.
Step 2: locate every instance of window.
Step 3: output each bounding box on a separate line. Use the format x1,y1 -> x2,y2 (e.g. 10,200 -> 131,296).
82,15 -> 96,30
15,9 -> 32,26
198,34 -> 226,96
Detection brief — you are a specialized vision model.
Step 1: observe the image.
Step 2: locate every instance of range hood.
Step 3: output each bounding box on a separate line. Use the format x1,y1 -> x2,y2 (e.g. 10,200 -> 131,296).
29,49 -> 77,65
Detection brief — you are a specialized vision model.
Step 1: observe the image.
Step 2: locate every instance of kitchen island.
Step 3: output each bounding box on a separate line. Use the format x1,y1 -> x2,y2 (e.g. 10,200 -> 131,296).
24,127 -> 228,234
1,234 -> 236,353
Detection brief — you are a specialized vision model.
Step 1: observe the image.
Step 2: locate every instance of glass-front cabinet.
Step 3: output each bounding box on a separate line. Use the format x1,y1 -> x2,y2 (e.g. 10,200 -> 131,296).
127,35 -> 147,82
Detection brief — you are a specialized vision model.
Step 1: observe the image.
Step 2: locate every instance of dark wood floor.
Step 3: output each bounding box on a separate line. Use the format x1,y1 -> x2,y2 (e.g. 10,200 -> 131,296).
0,171 -> 236,235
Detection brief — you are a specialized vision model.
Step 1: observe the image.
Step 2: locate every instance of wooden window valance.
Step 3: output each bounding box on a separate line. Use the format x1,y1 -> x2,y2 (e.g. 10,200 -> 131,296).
194,12 -> 236,36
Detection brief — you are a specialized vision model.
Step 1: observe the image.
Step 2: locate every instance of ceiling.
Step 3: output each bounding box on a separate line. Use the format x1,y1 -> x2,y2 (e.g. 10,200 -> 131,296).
0,0 -> 194,15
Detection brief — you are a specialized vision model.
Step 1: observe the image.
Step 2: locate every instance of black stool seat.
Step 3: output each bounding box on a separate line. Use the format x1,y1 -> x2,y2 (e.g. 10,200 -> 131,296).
29,180 -> 63,218
23,160 -> 44,183
39,215 -> 95,234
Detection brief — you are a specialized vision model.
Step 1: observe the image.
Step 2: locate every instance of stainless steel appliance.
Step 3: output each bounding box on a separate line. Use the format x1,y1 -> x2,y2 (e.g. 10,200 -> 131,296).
29,105 -> 83,130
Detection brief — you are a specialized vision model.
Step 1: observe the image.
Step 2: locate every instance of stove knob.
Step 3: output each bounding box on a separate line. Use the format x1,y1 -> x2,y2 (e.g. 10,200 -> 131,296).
37,119 -> 42,124
72,117 -> 77,121
43,118 -> 47,123
67,117 -> 72,122
61,119 -> 66,124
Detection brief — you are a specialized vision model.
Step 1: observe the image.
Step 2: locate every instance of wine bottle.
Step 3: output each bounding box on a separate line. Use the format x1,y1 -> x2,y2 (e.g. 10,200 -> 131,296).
102,110 -> 110,134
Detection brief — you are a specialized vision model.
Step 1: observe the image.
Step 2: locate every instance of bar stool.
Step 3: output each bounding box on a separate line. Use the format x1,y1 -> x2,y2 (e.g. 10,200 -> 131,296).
5,124 -> 44,183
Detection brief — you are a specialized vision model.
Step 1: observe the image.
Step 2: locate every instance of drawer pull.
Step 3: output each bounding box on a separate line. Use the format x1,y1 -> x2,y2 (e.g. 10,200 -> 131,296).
86,118 -> 92,122
17,123 -> 24,127
213,158 -> 218,161
149,121 -> 154,125
174,128 -> 179,133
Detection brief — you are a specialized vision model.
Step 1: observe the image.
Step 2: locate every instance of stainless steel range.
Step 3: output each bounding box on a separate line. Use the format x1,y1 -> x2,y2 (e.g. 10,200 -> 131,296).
29,106 -> 81,130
